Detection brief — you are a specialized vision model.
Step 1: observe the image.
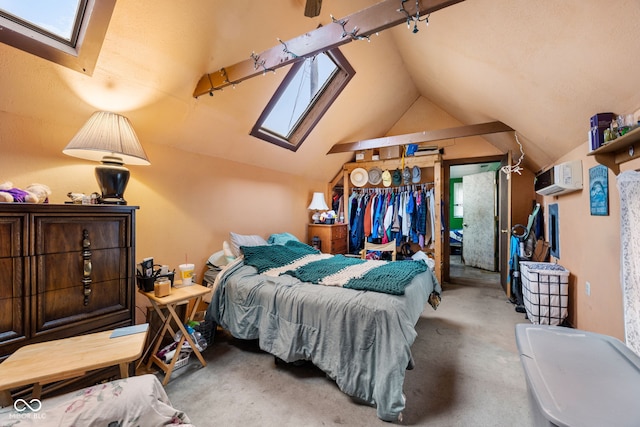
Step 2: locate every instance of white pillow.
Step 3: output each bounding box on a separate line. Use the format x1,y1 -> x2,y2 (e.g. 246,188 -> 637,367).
207,250 -> 228,267
229,232 -> 268,257
222,241 -> 235,263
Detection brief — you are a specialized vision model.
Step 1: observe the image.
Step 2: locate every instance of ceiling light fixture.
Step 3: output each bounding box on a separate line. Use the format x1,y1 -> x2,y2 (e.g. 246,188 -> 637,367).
397,0 -> 430,33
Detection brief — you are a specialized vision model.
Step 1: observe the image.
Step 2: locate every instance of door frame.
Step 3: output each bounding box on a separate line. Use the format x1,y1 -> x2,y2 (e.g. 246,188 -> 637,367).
499,152 -> 512,296
442,155 -> 505,284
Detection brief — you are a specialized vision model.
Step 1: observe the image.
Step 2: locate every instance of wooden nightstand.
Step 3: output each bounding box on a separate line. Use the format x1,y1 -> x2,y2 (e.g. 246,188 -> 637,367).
307,223 -> 347,254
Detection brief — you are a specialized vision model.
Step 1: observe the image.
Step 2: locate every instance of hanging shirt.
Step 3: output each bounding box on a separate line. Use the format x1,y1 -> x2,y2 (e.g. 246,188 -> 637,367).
363,194 -> 373,237
429,188 -> 436,244
415,190 -> 426,248
403,190 -> 414,237
424,189 -> 433,247
383,193 -> 394,243
391,191 -> 401,233
348,192 -> 358,229
409,190 -> 419,243
350,193 -> 364,253
372,193 -> 385,239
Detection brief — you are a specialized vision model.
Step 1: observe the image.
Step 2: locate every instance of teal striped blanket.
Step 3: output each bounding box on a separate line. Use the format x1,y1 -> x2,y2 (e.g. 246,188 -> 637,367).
241,240 -> 428,295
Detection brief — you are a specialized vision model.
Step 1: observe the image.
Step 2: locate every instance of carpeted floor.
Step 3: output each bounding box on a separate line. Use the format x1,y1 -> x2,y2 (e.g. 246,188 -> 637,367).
160,265 -> 534,426
449,254 -> 502,288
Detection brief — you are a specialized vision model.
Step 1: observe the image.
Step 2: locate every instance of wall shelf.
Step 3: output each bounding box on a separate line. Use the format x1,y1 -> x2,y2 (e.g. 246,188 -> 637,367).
588,126 -> 640,174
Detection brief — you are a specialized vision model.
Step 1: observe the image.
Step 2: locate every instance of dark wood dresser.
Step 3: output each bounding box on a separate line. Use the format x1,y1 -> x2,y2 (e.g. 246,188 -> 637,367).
0,204 -> 137,391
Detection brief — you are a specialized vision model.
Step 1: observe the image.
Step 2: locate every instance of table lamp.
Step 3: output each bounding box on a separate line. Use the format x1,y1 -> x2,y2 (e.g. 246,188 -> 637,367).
63,111 -> 150,205
308,192 -> 329,223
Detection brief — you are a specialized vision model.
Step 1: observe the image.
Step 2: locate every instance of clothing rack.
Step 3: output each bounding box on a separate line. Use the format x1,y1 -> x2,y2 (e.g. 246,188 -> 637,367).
337,154 -> 443,283
347,185 -> 437,253
350,183 -> 435,194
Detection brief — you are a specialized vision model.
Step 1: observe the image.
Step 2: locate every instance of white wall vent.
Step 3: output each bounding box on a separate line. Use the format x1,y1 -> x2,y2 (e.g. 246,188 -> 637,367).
535,160 -> 583,196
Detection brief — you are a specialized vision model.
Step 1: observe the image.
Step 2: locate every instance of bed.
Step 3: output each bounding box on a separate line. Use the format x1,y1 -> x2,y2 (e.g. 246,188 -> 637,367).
450,228 -> 463,255
205,237 -> 441,422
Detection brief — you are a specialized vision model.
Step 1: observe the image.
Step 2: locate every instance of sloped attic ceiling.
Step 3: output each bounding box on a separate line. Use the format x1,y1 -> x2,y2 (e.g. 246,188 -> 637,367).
187,0 -> 640,174
391,0 -> 640,173
2,0 -> 640,181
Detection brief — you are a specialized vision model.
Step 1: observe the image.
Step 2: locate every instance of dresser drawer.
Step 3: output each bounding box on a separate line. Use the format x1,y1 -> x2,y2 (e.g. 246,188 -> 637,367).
332,224 -> 347,240
33,215 -> 130,254
0,215 -> 26,258
330,240 -> 347,255
308,223 -> 347,255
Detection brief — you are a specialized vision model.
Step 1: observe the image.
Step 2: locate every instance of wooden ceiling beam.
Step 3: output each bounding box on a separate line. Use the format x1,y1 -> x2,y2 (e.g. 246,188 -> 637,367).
193,0 -> 465,98
327,121 -> 514,154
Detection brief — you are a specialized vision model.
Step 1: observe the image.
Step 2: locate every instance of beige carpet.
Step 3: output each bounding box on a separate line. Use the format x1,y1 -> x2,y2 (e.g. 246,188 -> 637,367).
162,276 -> 535,426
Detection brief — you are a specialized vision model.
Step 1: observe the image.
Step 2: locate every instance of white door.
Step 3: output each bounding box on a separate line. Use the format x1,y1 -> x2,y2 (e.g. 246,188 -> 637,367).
462,171 -> 497,271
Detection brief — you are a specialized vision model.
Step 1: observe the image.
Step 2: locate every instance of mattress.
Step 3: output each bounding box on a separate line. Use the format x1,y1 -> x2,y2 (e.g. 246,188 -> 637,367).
206,251 -> 441,421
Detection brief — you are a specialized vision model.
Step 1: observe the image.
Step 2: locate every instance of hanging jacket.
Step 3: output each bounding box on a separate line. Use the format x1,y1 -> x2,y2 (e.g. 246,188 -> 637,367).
363,194 -> 373,237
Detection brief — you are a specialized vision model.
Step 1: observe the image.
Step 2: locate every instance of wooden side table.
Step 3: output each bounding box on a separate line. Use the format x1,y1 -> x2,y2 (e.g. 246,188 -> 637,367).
307,223 -> 347,254
140,284 -> 212,385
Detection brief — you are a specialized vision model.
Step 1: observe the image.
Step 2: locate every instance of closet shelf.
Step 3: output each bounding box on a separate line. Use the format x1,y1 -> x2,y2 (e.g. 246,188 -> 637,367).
342,154 -> 441,172
588,126 -> 640,174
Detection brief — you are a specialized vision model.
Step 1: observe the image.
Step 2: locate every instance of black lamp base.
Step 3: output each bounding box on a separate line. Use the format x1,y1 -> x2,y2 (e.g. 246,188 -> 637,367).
95,161 -> 130,205
99,196 -> 128,205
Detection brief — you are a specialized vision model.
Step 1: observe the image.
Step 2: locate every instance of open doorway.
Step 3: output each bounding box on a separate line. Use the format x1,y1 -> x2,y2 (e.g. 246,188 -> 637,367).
444,157 -> 503,287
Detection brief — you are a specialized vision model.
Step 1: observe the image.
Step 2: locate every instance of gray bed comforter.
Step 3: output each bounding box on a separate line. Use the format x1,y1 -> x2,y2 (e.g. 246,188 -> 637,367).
206,255 -> 441,421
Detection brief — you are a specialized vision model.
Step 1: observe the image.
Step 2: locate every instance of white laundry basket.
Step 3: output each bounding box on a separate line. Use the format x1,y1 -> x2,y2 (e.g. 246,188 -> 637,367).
520,262 -> 569,325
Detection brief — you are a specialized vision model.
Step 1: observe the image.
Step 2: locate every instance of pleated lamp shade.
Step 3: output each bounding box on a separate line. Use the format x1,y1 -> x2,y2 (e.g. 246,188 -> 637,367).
63,111 -> 150,204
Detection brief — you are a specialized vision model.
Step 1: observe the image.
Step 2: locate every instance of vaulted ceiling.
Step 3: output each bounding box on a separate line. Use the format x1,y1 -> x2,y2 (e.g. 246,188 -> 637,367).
2,0 -> 640,181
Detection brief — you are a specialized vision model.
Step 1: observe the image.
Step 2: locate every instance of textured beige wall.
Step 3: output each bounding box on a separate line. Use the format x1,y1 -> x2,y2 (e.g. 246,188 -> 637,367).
542,145 -> 626,340
0,111 -> 326,321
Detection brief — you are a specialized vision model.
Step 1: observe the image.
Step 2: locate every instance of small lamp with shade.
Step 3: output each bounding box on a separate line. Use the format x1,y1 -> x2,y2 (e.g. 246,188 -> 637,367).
308,192 -> 329,224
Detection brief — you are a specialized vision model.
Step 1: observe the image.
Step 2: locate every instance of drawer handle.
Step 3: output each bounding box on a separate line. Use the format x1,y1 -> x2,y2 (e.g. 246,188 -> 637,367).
82,229 -> 92,305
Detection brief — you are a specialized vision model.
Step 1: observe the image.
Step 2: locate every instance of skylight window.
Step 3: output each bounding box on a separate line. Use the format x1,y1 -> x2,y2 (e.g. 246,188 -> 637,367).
251,49 -> 355,151
0,0 -> 82,42
0,0 -> 116,75
262,53 -> 338,138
